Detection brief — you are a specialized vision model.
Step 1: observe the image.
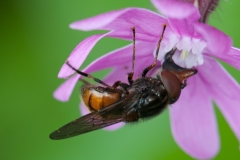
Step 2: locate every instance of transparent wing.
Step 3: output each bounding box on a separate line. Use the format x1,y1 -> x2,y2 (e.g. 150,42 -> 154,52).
50,93 -> 139,140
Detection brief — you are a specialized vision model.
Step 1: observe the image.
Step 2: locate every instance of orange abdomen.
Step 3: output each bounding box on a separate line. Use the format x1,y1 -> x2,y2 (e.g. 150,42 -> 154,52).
82,87 -> 121,111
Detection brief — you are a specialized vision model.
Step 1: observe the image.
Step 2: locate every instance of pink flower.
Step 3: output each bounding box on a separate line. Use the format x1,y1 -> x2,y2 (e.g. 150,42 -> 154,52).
53,0 -> 240,159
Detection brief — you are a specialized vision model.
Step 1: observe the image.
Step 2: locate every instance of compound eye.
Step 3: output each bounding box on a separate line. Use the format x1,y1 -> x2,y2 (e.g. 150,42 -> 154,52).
160,71 -> 181,103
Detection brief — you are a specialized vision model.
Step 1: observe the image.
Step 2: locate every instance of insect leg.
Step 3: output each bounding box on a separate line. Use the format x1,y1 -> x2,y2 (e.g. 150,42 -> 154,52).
79,79 -> 91,85
127,27 -> 136,85
181,80 -> 187,89
142,24 -> 167,77
66,61 -> 113,88
112,81 -> 130,94
112,81 -> 121,88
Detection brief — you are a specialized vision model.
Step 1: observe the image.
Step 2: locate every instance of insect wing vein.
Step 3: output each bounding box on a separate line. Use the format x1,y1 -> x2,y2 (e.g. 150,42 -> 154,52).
50,93 -> 139,140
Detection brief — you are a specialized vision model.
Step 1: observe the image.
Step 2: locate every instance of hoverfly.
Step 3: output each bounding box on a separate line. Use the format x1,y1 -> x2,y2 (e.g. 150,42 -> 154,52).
50,24 -> 197,140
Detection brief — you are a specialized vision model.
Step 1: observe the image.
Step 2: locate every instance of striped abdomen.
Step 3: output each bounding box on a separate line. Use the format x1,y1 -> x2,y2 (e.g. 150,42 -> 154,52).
81,86 -> 123,111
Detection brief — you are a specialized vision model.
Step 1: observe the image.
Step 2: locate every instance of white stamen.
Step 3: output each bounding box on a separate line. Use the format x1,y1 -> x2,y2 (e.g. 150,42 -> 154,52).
194,0 -> 199,8
181,50 -> 189,60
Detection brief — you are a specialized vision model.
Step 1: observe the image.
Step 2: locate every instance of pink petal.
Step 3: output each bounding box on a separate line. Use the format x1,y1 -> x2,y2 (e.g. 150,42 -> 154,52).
168,18 -> 196,36
151,0 -> 200,20
151,0 -> 200,36
58,34 -> 108,78
83,41 -> 156,74
70,9 -> 131,31
70,8 -> 167,42
80,100 -> 91,115
194,23 -> 232,56
134,55 -> 157,77
103,122 -> 125,131
212,47 -> 240,70
54,42 -> 155,102
170,74 -> 219,159
199,57 -> 240,141
102,55 -> 156,85
53,74 -> 80,102
103,68 -> 129,85
79,98 -> 125,131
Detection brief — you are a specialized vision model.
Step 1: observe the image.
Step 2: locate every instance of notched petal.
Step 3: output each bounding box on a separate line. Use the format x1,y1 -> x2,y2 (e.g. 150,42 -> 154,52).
151,0 -> 200,20
214,47 -> 240,70
199,57 -> 240,141
70,8 -> 167,42
170,76 -> 219,159
194,23 -> 232,56
54,74 -> 81,102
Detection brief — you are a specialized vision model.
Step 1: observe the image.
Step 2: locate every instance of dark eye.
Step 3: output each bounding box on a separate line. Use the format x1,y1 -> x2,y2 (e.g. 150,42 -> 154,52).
160,71 -> 181,103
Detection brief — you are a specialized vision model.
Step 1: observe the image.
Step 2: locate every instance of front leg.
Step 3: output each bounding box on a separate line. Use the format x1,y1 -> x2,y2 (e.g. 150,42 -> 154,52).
181,80 -> 187,89
112,81 -> 130,94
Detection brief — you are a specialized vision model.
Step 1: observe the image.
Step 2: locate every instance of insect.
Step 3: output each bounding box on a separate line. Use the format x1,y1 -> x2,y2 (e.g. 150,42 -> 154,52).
50,24 -> 197,140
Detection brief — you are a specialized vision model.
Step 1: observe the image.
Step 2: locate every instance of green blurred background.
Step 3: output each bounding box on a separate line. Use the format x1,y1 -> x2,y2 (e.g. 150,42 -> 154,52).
1,0 -> 240,159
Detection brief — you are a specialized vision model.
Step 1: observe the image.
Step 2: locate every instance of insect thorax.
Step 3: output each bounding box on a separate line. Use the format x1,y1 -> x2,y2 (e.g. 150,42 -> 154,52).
125,77 -> 170,121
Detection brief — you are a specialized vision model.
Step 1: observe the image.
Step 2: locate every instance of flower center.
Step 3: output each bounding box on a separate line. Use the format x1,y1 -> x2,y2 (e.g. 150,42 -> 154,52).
180,50 -> 189,60
158,34 -> 207,68
173,36 -> 207,68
